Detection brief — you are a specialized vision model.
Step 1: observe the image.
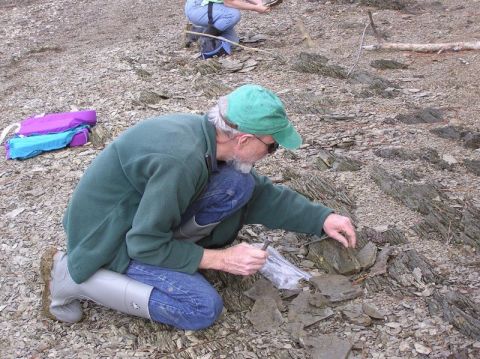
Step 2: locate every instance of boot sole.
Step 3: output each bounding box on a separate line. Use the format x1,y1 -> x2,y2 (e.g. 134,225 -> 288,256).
40,247 -> 60,321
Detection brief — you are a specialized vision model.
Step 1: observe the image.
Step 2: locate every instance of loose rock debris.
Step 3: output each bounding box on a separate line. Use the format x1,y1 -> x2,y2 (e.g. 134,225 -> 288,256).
2,0 -> 480,358
394,107 -> 444,124
370,59 -> 409,70
431,125 -> 480,150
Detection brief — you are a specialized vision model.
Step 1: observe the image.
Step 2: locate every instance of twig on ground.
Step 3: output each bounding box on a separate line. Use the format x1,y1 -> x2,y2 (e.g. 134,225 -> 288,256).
363,41 -> 480,53
446,220 -> 452,245
347,21 -> 370,78
352,273 -> 369,285
363,11 -> 480,53
368,11 -> 384,43
185,30 -> 278,57
303,235 -> 328,247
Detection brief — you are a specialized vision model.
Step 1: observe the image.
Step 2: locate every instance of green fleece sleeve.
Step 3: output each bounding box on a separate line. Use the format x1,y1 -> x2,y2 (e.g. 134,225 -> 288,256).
244,172 -> 334,236
124,155 -> 205,274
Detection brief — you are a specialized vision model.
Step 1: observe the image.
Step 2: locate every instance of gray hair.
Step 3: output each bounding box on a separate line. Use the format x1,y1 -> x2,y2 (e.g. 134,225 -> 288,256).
206,96 -> 243,139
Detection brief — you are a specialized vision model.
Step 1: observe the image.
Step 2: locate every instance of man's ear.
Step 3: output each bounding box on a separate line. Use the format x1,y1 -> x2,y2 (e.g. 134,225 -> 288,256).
237,134 -> 253,147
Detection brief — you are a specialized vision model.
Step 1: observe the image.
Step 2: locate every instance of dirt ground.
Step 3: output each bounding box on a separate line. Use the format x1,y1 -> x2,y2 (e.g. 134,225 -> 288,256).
1,0 -> 479,358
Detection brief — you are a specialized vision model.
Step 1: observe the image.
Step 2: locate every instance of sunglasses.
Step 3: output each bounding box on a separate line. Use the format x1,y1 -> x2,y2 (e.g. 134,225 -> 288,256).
254,136 -> 279,154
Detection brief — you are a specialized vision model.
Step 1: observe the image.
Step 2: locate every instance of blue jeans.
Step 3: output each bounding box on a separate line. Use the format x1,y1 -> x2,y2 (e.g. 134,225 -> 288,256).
126,164 -> 254,329
180,164 -> 255,225
185,0 -> 241,42
126,260 -> 223,330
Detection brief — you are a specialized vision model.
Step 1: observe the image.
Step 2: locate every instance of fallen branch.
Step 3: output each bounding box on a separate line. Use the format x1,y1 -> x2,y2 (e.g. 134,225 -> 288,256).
185,30 -> 277,57
363,41 -> 480,53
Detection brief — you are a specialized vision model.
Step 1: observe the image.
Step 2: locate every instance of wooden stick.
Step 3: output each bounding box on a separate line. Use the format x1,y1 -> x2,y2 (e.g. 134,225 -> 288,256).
363,41 -> 480,53
367,10 -> 384,43
185,30 -> 277,56
347,21 -> 370,78
303,235 -> 328,247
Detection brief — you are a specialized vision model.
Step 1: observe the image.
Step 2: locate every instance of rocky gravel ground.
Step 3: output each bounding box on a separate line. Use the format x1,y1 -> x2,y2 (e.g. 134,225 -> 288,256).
1,0 -> 480,358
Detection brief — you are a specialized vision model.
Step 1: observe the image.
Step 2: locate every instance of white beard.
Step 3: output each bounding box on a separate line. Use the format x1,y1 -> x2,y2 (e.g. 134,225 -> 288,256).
228,159 -> 253,174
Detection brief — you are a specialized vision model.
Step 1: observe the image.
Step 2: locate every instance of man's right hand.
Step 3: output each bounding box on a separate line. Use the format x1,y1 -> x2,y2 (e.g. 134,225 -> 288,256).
255,5 -> 270,13
200,243 -> 268,276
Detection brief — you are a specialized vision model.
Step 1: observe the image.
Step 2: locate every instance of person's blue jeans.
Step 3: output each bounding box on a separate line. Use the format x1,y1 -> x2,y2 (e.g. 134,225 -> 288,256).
185,0 -> 241,42
126,164 -> 254,330
180,164 -> 255,225
125,260 -> 224,330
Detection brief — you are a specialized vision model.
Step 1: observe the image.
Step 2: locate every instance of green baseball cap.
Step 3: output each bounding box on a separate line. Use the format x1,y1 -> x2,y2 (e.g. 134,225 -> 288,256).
225,84 -> 302,150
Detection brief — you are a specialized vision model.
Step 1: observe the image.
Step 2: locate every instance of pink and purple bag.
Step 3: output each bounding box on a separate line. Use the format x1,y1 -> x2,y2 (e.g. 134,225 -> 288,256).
17,110 -> 96,136
0,110 -> 97,159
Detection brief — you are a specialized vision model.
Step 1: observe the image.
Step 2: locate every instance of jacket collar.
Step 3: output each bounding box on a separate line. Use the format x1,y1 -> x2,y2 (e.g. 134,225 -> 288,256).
201,115 -> 218,174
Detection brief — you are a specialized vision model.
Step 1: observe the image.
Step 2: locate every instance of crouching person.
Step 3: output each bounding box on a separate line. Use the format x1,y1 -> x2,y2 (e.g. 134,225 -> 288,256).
41,84 -> 356,330
184,0 -> 270,58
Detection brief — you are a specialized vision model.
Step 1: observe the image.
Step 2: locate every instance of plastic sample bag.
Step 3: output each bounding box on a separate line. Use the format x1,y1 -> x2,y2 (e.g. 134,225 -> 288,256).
254,244 -> 312,290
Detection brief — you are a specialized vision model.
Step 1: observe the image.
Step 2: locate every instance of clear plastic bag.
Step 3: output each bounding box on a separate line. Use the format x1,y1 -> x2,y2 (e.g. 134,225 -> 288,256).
254,244 -> 312,290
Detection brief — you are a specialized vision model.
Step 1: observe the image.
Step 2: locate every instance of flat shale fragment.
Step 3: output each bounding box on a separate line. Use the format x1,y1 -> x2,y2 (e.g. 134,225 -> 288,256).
430,125 -> 466,140
308,239 -> 362,274
395,108 -> 443,124
246,297 -> 284,332
90,124 -> 109,148
370,59 -> 409,70
303,334 -> 352,359
362,303 -> 386,319
310,275 -> 363,302
292,52 -> 347,78
288,291 -> 334,327
464,159 -> 480,176
341,304 -> 372,326
430,125 -> 480,149
350,70 -> 398,98
244,278 -> 285,311
357,226 -> 408,246
355,242 -> 377,270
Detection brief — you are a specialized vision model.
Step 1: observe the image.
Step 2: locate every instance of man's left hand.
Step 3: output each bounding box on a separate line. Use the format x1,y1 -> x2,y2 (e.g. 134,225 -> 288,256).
323,213 -> 356,248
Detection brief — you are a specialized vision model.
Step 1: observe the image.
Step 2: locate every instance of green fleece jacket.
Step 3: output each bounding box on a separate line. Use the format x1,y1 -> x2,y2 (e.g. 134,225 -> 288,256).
64,114 -> 333,283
